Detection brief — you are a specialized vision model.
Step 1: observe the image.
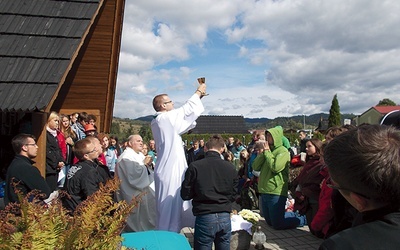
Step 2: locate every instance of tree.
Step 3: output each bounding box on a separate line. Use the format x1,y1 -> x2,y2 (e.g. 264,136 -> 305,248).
328,94 -> 341,127
139,124 -> 153,142
121,124 -> 135,140
377,98 -> 397,106
110,121 -> 121,135
287,119 -> 303,130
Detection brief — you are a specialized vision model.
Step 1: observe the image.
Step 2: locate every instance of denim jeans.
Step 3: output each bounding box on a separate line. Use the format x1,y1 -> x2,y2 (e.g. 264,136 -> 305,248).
261,193 -> 304,230
194,212 -> 231,250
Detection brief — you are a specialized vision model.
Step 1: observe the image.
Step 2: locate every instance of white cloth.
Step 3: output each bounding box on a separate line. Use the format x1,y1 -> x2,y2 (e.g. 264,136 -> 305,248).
44,190 -> 59,205
151,94 -> 204,232
115,147 -> 156,232
231,214 -> 253,235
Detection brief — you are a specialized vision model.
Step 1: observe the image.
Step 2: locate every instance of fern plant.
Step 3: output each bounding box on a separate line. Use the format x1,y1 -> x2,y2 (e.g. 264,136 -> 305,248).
0,178 -> 139,249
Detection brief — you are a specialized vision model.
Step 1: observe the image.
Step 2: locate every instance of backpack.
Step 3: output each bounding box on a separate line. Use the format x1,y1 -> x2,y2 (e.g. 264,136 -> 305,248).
240,180 -> 259,210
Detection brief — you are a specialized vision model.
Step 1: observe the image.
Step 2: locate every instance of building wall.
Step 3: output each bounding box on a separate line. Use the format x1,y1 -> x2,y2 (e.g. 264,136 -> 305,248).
357,109 -> 382,125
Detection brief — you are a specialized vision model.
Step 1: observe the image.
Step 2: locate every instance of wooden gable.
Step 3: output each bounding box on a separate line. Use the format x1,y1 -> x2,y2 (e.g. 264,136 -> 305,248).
0,0 -> 125,177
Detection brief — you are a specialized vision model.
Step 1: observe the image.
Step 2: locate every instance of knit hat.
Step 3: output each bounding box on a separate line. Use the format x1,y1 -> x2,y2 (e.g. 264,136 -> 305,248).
84,124 -> 96,132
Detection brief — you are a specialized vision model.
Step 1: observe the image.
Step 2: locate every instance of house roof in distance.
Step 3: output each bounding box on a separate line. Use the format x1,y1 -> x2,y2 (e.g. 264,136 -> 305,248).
373,106 -> 400,114
189,115 -> 249,134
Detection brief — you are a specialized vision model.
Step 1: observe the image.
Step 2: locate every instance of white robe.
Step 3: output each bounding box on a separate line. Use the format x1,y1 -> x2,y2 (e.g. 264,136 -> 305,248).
151,94 -> 204,232
115,147 -> 156,232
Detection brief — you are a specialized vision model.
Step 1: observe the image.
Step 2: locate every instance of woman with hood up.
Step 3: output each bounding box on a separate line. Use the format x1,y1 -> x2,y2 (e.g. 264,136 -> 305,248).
253,126 -> 306,230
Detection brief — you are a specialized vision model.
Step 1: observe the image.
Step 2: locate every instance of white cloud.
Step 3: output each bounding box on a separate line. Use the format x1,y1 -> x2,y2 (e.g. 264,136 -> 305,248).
114,0 -> 400,120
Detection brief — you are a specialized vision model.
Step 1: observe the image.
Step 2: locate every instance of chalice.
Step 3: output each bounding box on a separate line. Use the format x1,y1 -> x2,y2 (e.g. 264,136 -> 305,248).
197,77 -> 209,96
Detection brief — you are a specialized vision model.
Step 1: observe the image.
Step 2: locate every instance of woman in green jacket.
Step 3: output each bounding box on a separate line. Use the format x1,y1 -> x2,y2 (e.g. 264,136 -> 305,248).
253,126 -> 305,229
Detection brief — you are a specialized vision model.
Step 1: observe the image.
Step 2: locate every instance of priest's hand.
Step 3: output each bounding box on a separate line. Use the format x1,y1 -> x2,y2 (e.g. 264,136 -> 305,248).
195,83 -> 207,98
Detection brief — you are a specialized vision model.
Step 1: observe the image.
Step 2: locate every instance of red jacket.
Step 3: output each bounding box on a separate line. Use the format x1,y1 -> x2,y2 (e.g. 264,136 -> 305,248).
310,176 -> 334,238
57,130 -> 67,161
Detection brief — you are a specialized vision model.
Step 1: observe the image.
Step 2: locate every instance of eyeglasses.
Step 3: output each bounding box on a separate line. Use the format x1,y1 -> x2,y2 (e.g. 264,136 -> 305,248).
86,147 -> 97,154
163,100 -> 173,104
326,177 -> 370,199
25,143 -> 37,147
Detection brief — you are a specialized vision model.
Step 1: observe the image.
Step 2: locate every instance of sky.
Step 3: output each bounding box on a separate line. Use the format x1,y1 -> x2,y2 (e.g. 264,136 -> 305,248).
113,0 -> 400,119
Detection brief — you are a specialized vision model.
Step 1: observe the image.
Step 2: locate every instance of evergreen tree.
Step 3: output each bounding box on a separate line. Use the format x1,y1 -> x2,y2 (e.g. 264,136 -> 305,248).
377,98 -> 397,106
328,94 -> 341,127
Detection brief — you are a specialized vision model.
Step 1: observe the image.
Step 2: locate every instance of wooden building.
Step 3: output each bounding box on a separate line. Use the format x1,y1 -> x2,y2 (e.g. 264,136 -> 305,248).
0,0 -> 125,177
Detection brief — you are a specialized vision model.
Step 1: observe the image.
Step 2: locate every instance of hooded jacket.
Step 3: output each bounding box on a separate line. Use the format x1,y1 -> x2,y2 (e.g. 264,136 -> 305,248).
252,126 -> 290,196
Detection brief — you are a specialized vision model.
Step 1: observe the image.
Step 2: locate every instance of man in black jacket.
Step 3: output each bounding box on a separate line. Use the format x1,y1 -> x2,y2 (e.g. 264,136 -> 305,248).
298,130 -> 308,153
181,134 -> 238,250
63,137 -> 102,212
320,125 -> 400,250
5,134 -> 51,205
186,140 -> 204,165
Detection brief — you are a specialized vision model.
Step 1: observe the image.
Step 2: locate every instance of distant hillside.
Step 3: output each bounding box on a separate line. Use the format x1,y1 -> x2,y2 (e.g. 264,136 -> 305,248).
135,115 -> 154,122
115,113 -> 356,131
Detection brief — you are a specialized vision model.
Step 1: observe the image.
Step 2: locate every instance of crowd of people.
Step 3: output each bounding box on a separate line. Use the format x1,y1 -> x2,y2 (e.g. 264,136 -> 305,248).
2,80 -> 400,249
4,111 -> 122,210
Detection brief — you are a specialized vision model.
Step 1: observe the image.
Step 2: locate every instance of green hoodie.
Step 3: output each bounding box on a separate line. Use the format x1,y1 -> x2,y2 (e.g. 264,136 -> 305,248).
252,126 -> 290,196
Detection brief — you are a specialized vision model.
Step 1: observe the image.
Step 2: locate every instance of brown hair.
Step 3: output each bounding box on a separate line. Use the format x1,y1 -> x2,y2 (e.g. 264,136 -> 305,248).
324,125 -> 400,204
152,94 -> 168,112
73,138 -> 92,160
205,134 -> 225,150
97,133 -> 110,144
308,138 -> 324,157
325,126 -> 345,140
60,114 -> 77,139
11,134 -> 35,154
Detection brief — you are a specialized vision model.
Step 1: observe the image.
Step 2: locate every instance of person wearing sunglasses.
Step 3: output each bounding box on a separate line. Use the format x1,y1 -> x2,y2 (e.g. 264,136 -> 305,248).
319,125 -> 400,249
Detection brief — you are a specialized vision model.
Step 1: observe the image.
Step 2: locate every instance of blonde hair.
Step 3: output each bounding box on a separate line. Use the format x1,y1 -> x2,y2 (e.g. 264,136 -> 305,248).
47,111 -> 60,123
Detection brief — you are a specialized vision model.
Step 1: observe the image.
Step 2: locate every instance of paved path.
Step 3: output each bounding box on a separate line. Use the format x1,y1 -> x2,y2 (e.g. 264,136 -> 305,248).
181,216 -> 323,250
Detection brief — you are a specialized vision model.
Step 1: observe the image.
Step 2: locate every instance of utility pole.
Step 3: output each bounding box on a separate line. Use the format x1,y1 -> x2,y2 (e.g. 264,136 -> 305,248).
303,114 -> 306,129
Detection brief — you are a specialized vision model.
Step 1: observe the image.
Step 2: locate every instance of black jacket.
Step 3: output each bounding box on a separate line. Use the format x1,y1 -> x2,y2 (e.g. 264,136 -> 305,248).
181,150 -> 238,216
186,147 -> 204,165
320,206 -> 400,250
5,155 -> 51,205
46,131 -> 64,175
63,160 -> 102,212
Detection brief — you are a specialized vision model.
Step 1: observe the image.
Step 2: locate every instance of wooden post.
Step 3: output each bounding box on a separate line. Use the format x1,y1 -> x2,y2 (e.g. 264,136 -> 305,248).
32,112 -> 48,177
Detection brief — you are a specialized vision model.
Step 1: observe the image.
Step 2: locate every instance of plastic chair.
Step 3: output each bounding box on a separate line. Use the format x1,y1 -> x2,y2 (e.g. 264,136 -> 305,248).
121,230 -> 191,250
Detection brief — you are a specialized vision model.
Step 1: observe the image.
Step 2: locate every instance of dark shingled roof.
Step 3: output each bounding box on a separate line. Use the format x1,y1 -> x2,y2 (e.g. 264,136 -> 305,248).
315,118 -> 329,132
190,115 -> 249,134
0,0 -> 100,112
